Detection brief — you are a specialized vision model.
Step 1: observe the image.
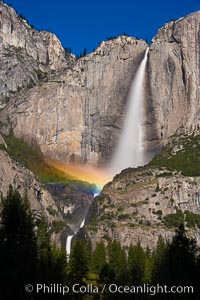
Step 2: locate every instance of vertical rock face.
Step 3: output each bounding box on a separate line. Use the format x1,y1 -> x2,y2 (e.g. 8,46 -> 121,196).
146,12 -> 200,152
1,4 -> 200,166
0,2 -> 67,105
85,167 -> 200,249
2,36 -> 147,164
0,149 -> 61,224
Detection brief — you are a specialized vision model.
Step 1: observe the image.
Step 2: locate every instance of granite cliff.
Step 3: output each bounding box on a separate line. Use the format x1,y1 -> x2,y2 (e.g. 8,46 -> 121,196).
84,166 -> 200,249
0,33 -> 147,164
1,8 -> 200,165
82,131 -> 200,249
0,133 -> 94,246
0,144 -> 66,245
145,12 -> 200,153
0,2 -> 200,249
0,2 -> 68,108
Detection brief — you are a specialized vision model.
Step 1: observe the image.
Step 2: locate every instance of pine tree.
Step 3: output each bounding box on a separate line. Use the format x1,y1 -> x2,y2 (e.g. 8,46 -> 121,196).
168,224 -> 198,287
107,240 -> 128,284
0,186 -> 37,299
37,216 -> 51,253
143,246 -> 153,283
127,244 -> 135,283
99,263 -> 115,284
128,241 -> 146,284
91,241 -> 106,274
83,48 -> 87,56
85,239 -> 93,271
153,225 -> 199,300
67,240 -> 90,284
152,235 -> 169,284
36,217 -> 67,300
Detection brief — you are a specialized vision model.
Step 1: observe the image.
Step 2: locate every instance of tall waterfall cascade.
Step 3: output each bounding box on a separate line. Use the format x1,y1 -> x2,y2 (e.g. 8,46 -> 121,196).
108,47 -> 149,176
66,48 -> 149,259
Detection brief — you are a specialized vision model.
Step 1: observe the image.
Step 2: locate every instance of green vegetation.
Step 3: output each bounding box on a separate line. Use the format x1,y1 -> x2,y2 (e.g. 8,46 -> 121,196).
50,220 -> 66,233
87,224 -> 97,232
76,48 -> 87,59
155,184 -> 161,192
69,226 -> 198,298
150,133 -> 200,176
1,130 -> 70,183
18,13 -> 35,29
163,210 -> 200,229
0,187 -> 67,299
64,47 -> 73,61
105,33 -> 131,41
99,213 -> 114,221
163,210 -> 184,228
0,186 -> 37,299
35,69 -> 48,81
106,35 -> 118,41
142,199 -> 149,204
96,195 -> 105,204
117,213 -> 130,221
1,187 -> 200,299
27,78 -> 35,89
117,206 -> 124,212
155,210 -> 163,216
156,171 -> 173,177
64,47 -> 72,55
0,131 -> 97,191
47,206 -> 58,216
139,219 -> 151,226
185,210 -> 200,228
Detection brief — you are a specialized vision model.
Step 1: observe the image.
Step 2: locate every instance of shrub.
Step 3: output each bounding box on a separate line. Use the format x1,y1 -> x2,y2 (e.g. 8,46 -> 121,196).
118,214 -> 130,221
1,131 -> 89,185
163,210 -> 184,228
47,206 -> 58,217
150,134 -> 200,176
50,220 -> 66,233
185,210 -> 200,228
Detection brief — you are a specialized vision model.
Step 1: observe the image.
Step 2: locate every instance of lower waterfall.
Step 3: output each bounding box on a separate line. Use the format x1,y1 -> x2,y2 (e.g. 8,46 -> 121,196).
66,218 -> 86,260
66,235 -> 73,261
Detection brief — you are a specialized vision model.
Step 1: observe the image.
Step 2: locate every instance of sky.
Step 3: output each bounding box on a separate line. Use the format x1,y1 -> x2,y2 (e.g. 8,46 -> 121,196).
2,0 -> 200,55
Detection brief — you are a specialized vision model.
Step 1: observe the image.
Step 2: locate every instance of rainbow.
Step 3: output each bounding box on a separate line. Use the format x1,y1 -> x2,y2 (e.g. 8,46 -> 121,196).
44,157 -> 113,192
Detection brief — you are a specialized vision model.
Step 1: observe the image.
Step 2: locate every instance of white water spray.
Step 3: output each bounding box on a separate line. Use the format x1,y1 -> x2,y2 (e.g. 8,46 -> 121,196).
66,218 -> 86,260
66,235 -> 73,260
80,218 -> 85,229
108,48 -> 149,176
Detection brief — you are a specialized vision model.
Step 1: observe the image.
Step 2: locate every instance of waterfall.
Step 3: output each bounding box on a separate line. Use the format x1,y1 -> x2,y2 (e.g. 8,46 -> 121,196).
66,235 -> 73,261
108,47 -> 149,176
80,219 -> 85,228
66,48 -> 149,259
66,219 -> 86,261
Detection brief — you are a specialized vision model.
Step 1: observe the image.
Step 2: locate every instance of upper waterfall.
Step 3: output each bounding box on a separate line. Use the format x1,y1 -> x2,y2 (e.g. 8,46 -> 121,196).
108,47 -> 149,177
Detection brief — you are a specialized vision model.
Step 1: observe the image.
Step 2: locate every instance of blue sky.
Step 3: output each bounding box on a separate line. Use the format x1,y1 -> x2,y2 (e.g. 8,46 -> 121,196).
3,0 -> 200,55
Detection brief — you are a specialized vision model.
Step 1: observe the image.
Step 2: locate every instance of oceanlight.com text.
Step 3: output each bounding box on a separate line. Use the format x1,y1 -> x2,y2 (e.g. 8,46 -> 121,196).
25,283 -> 194,296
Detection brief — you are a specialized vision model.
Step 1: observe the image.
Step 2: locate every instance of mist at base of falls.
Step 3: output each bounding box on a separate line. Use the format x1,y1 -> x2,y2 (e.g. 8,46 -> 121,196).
107,48 -> 149,177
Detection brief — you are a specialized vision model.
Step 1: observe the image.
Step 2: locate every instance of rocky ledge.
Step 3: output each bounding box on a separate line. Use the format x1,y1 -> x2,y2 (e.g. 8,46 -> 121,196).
84,166 -> 200,249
